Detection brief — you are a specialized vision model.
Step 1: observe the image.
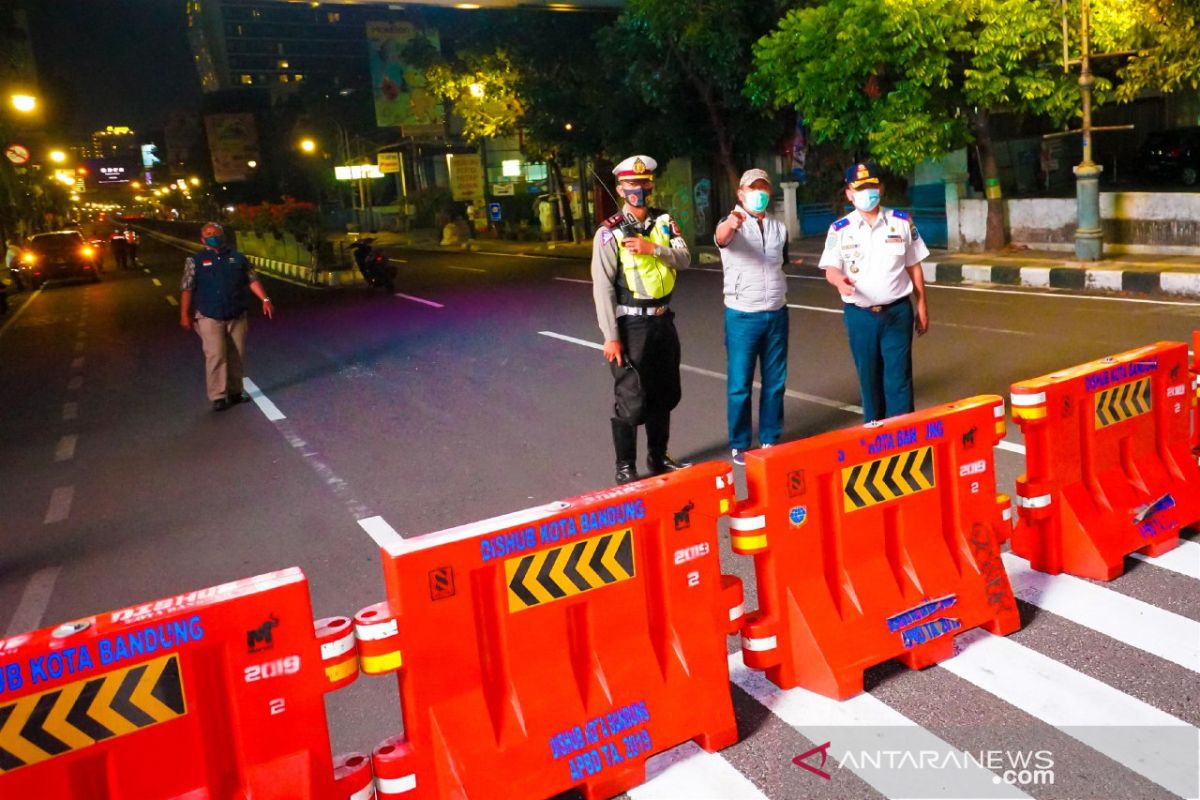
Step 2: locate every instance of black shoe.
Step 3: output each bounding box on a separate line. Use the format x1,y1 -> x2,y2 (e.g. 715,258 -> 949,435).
228,390 -> 251,405
211,398 -> 230,412
646,452 -> 690,476
615,462 -> 639,485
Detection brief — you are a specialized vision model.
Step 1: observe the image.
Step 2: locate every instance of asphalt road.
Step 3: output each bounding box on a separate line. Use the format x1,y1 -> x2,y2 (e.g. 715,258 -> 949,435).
0,230 -> 1197,799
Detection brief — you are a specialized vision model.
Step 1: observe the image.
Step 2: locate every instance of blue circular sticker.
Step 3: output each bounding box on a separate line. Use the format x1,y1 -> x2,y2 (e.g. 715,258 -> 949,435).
789,506 -> 808,527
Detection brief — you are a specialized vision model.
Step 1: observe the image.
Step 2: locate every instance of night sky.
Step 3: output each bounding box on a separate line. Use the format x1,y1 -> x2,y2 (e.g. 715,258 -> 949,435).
27,0 -> 202,136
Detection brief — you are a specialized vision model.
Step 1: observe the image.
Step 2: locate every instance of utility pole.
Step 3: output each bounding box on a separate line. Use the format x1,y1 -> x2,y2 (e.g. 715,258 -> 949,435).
1045,0 -> 1134,260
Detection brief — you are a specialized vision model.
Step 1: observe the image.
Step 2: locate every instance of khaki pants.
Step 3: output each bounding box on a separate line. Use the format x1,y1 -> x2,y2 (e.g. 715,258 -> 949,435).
195,313 -> 248,401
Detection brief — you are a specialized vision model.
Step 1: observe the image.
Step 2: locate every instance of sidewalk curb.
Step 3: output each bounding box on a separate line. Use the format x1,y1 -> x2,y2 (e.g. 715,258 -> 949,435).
920,261 -> 1200,298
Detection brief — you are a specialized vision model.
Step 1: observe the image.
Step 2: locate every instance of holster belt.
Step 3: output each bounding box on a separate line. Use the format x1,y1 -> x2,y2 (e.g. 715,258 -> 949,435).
617,304 -> 669,317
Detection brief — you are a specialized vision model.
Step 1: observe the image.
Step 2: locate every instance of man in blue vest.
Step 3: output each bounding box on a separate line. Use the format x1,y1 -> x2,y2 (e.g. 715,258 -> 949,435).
179,222 -> 274,411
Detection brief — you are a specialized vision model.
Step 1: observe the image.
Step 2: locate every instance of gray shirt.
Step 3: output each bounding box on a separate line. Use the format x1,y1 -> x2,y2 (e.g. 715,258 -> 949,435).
591,208 -> 690,341
715,206 -> 789,312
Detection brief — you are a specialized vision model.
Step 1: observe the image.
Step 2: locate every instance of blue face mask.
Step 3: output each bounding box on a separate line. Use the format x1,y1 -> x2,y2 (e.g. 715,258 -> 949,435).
204,236 -> 222,248
622,186 -> 650,208
743,190 -> 770,214
852,187 -> 881,212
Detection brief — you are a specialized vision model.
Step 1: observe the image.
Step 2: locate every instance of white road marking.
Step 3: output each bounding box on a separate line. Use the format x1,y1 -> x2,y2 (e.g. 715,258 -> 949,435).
1003,552 -> 1199,671
67,375 -> 83,391
62,402 -> 78,421
243,377 -> 286,421
151,277 -> 162,286
387,257 -> 408,263
143,268 -> 151,274
938,321 -> 1038,337
44,486 -> 75,524
166,295 -> 179,306
54,435 -> 77,463
729,653 -> 1030,799
554,277 -> 593,285
787,303 -> 842,314
5,567 -> 62,636
0,286 -> 43,339
538,331 -> 864,414
1130,539 -> 1200,581
447,265 -> 486,273
996,440 -> 1026,455
395,292 -> 445,308
630,741 -> 769,800
71,356 -> 84,369
358,515 -> 408,554
942,629 -> 1199,800
927,281 -> 1200,306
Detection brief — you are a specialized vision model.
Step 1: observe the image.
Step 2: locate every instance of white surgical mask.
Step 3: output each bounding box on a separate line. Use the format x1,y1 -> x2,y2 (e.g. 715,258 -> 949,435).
852,187 -> 881,212
743,190 -> 770,214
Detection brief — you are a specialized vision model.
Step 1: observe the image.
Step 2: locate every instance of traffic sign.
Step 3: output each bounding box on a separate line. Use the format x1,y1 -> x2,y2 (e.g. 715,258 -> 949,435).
378,152 -> 400,174
5,144 -> 30,165
488,202 -> 502,222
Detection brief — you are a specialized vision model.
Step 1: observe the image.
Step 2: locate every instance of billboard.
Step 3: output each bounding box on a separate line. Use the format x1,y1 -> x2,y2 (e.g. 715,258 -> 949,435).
448,153 -> 484,202
365,21 -> 444,136
204,113 -> 260,184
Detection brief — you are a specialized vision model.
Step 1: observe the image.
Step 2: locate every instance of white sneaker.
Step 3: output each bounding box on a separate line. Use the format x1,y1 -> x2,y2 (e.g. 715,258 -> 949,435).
731,449 -> 745,466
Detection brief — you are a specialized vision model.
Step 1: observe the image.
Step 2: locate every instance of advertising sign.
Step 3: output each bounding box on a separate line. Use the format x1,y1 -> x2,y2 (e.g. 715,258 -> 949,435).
204,113 -> 260,184
365,21 -> 444,136
378,152 -> 400,174
448,153 -> 484,202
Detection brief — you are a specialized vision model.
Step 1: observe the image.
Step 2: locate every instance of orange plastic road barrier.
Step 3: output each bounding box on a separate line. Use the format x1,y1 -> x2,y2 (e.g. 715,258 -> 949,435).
0,568 -> 363,799
1192,331 -> 1200,455
1011,341 -> 1198,579
732,396 -> 1019,700
358,463 -> 743,799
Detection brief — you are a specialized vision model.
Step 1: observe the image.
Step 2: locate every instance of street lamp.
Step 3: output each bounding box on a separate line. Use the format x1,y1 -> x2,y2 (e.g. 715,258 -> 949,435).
49,150 -> 66,164
10,94 -> 36,113
468,82 -> 485,98
189,176 -> 201,186
299,138 -> 317,154
247,160 -> 258,169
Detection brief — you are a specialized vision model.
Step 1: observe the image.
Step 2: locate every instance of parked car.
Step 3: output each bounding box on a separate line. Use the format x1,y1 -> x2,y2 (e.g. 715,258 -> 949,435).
1138,127 -> 1200,186
16,231 -> 101,289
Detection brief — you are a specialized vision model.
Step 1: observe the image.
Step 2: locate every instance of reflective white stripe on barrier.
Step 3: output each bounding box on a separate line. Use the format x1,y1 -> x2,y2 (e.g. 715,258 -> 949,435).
321,631 -> 357,660
994,403 -> 1006,418
1002,506 -> 1013,522
1016,494 -> 1053,509
355,618 -> 399,641
716,475 -> 726,490
1010,392 -> 1047,407
377,774 -> 418,793
729,603 -> 745,622
742,635 -> 777,652
729,515 -> 766,531
350,784 -> 377,800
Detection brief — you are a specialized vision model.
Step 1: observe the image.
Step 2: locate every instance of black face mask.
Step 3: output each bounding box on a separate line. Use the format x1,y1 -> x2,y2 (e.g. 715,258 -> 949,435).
622,186 -> 651,208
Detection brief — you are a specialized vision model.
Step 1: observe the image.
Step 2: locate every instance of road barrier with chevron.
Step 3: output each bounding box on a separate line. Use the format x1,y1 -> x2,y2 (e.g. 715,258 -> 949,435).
1011,341 -> 1200,579
731,396 -> 1020,700
356,463 -> 744,799
0,568 -> 371,799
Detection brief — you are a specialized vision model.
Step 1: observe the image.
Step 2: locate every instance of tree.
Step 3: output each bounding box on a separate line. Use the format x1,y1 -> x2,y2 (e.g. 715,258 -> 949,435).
1113,0 -> 1200,99
603,0 -> 788,194
750,0 -> 1082,249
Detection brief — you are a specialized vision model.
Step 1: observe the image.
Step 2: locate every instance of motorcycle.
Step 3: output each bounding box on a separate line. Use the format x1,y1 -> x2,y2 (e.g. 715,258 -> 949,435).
349,238 -> 396,292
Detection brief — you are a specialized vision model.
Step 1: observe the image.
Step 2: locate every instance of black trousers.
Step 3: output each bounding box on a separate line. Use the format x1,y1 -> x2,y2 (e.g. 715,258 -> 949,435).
610,312 -> 681,459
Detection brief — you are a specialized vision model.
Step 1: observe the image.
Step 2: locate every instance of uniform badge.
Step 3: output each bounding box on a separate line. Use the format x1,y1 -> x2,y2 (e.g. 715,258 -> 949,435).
850,265 -> 860,274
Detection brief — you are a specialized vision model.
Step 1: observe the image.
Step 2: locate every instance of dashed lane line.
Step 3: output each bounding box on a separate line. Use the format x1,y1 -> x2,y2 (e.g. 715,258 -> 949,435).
71,356 -> 84,369
244,377 -> 286,421
54,435 -> 78,463
44,486 -> 75,524
166,295 -> 179,307
62,402 -> 78,421
447,265 -> 487,273
394,292 -> 445,308
67,375 -> 83,391
554,277 -> 593,285
4,567 -> 62,637
152,278 -> 162,287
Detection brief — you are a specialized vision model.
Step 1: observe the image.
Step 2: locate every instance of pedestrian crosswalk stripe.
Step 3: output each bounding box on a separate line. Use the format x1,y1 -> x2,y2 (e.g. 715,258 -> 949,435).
631,741 -> 769,800
1130,539 -> 1200,581
940,629 -> 1198,799
1094,377 -> 1151,428
1003,553 -> 1200,672
842,446 -> 935,512
0,654 -> 186,773
728,654 -> 1031,799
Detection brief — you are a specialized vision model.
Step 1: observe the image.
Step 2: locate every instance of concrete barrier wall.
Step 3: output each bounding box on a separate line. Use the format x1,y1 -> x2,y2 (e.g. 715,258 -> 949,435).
958,193 -> 1200,254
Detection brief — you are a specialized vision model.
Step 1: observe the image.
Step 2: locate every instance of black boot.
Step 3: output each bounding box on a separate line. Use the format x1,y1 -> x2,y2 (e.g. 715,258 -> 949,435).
612,419 -> 639,485
645,410 -> 690,475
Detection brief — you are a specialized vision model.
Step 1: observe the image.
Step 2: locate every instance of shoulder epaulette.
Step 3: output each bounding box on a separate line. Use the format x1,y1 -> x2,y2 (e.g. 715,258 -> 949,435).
891,209 -> 910,220
833,217 -> 850,231
601,213 -> 624,230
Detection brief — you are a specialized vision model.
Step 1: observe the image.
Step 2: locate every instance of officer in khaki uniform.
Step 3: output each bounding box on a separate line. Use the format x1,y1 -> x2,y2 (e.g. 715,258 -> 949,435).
591,155 -> 691,485
820,163 -> 930,423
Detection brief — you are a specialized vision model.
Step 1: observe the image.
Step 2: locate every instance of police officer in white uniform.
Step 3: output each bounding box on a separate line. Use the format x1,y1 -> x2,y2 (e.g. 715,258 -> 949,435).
591,155 -> 691,485
819,162 -> 930,423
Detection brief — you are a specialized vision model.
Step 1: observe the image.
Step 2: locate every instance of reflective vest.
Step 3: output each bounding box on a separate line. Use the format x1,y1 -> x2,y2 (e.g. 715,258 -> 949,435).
611,211 -> 676,306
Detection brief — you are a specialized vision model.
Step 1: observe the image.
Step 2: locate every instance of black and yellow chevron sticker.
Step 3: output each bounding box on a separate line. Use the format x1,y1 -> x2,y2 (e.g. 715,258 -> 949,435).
1094,378 -> 1151,429
842,446 -> 935,512
0,654 -> 186,773
505,529 -> 635,612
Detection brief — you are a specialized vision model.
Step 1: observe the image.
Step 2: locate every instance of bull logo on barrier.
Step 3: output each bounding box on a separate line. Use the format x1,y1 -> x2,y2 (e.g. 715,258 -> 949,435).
246,614 -> 279,654
673,502 -> 694,531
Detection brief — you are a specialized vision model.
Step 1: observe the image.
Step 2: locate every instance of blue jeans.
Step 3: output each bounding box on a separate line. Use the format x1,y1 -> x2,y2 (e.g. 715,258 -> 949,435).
725,307 -> 789,450
843,299 -> 914,423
